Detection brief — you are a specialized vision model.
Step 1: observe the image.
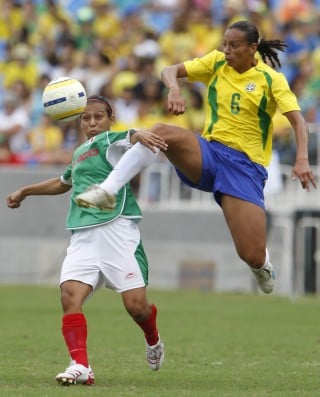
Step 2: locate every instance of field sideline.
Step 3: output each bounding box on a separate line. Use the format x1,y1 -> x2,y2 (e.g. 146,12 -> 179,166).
1,285 -> 320,397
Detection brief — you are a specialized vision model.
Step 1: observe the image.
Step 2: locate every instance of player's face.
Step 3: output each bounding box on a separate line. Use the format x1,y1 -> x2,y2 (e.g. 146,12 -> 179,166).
222,28 -> 257,73
80,102 -> 114,139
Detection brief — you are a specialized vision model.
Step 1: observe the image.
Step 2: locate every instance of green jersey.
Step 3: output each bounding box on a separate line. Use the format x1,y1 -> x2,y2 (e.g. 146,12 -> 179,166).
61,131 -> 142,230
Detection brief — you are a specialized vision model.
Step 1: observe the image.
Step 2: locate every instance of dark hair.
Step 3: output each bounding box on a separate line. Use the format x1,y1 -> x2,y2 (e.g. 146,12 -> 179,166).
228,20 -> 287,68
87,95 -> 113,116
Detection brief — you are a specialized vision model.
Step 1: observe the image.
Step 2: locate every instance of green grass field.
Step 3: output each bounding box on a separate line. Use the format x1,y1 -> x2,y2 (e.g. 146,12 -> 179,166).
1,286 -> 320,397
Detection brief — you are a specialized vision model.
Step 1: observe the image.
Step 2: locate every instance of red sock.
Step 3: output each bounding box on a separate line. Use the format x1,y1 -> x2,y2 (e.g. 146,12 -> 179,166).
135,304 -> 159,346
62,313 -> 89,367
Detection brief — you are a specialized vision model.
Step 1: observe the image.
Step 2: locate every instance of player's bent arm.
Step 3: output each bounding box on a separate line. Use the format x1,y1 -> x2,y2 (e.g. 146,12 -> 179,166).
161,63 -> 188,90
161,63 -> 188,116
7,177 -> 71,209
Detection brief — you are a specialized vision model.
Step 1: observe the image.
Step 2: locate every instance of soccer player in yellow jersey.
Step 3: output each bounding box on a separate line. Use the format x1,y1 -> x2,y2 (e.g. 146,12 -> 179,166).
76,21 -> 317,294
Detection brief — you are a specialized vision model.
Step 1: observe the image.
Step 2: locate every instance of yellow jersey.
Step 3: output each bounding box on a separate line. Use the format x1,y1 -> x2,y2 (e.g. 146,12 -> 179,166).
184,50 -> 300,166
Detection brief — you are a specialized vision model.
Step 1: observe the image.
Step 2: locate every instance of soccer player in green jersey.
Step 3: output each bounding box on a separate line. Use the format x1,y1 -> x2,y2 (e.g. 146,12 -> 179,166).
76,21 -> 317,295
6,95 -> 167,385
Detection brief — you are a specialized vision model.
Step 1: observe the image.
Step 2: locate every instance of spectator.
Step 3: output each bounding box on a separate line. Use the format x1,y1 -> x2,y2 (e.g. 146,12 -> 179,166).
187,6 -> 223,56
0,90 -> 30,164
28,74 -> 52,129
185,87 -> 205,134
1,43 -> 38,91
280,18 -> 312,84
112,86 -> 140,130
27,113 -> 64,165
74,5 -> 97,51
82,49 -> 115,96
221,0 -> 247,30
90,0 -> 121,41
50,42 -> 86,83
0,0 -> 24,44
142,0 -> 187,34
36,0 -> 72,44
158,11 -> 197,64
133,30 -> 161,60
10,79 -> 32,116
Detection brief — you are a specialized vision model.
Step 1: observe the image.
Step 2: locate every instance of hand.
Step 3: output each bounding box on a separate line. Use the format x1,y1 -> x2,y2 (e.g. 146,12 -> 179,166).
7,190 -> 25,209
132,130 -> 168,153
291,158 -> 317,191
167,87 -> 187,115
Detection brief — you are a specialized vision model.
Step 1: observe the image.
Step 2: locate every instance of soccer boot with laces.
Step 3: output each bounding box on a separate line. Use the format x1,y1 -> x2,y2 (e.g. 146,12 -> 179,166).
76,184 -> 116,211
56,361 -> 95,386
252,261 -> 275,294
146,338 -> 165,370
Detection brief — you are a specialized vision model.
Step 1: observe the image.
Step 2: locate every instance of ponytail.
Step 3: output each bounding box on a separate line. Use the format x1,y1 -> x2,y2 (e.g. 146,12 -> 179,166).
257,38 -> 287,68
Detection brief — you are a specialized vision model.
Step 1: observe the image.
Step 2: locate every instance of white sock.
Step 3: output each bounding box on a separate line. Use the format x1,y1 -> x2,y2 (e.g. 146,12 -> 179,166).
263,248 -> 270,268
100,143 -> 159,195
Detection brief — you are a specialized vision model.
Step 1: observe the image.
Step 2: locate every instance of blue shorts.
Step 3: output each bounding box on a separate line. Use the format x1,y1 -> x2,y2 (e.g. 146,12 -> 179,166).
175,137 -> 268,209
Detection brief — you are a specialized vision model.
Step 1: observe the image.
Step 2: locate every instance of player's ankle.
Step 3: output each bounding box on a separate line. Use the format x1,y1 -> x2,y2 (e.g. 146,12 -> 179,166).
99,182 -> 116,195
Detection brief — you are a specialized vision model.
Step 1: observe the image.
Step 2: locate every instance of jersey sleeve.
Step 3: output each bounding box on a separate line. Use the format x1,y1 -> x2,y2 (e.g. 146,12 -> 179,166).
184,50 -> 225,85
106,130 -> 134,166
61,164 -> 73,186
271,72 -> 301,114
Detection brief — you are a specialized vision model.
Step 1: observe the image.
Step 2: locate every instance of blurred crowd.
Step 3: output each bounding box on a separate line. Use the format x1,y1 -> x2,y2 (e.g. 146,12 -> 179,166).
0,0 -> 320,169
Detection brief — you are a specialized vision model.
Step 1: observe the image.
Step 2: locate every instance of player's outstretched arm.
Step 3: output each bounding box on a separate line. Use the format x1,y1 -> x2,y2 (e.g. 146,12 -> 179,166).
7,177 -> 71,209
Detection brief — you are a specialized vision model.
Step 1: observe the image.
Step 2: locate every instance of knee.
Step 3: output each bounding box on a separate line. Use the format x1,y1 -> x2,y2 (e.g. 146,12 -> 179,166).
60,286 -> 81,313
125,298 -> 151,322
151,122 -> 167,135
151,123 -> 179,144
60,288 -> 74,312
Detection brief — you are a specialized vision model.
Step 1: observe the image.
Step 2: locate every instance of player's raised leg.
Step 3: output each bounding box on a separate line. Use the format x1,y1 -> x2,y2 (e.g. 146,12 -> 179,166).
76,123 -> 202,210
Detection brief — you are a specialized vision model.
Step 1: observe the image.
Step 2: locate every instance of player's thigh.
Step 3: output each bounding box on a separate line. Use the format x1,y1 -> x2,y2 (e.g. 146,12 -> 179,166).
221,195 -> 267,261
98,219 -> 148,292
60,228 -> 102,289
151,123 -> 202,183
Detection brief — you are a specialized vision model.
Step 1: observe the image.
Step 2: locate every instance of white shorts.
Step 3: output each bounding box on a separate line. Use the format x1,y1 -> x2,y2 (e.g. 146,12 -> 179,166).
60,218 -> 148,293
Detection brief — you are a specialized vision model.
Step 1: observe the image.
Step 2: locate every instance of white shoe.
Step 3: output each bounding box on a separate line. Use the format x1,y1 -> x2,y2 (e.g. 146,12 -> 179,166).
252,262 -> 275,294
146,338 -> 165,371
56,362 -> 95,385
76,184 -> 116,211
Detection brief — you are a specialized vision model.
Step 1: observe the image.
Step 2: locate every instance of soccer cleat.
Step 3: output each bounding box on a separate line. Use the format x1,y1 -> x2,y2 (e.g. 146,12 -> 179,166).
56,362 -> 95,386
146,338 -> 165,371
76,184 -> 116,211
252,261 -> 275,294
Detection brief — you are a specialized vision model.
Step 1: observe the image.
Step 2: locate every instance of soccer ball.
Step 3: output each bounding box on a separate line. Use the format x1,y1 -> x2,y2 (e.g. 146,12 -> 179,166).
42,77 -> 87,122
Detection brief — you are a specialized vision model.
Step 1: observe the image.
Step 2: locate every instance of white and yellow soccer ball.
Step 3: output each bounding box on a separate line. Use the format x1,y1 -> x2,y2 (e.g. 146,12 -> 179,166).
42,77 -> 87,122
